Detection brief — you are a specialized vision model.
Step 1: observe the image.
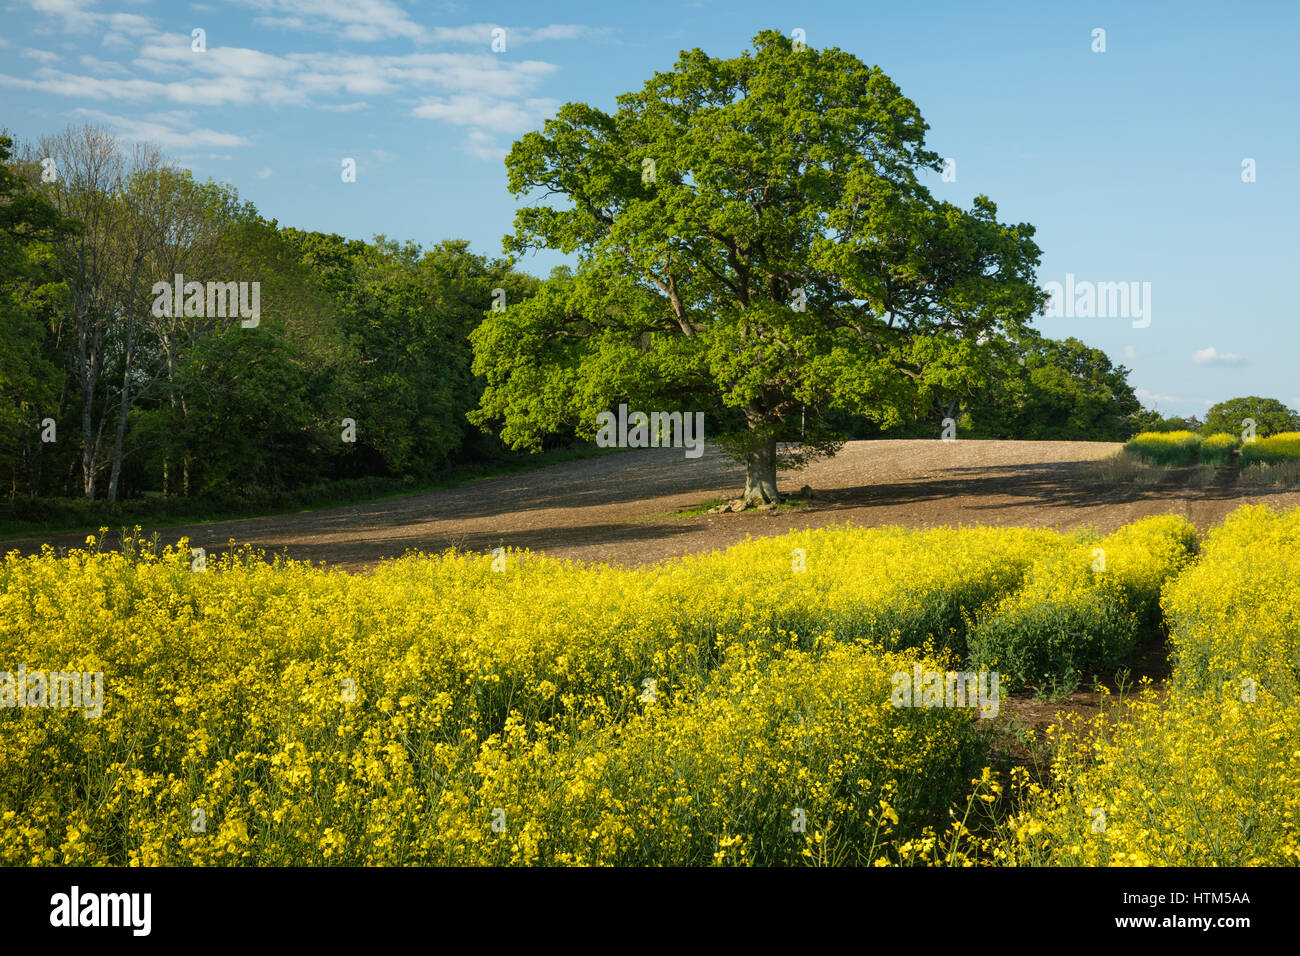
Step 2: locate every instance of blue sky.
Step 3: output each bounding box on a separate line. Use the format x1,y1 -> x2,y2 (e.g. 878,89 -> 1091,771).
2,0 -> 1297,418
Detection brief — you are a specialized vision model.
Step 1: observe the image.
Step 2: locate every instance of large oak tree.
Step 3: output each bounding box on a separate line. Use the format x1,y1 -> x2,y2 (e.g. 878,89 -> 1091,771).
471,30 -> 1048,503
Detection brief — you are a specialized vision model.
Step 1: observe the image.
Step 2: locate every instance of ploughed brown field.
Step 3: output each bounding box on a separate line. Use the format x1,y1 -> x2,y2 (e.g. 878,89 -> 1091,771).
5,439 -> 1298,571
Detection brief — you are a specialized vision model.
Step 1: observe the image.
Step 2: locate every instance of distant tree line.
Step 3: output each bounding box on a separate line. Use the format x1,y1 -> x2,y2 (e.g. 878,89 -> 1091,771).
1,125 -> 540,513
811,333 -> 1151,442
1133,396 -> 1300,438
1,122 -> 1263,520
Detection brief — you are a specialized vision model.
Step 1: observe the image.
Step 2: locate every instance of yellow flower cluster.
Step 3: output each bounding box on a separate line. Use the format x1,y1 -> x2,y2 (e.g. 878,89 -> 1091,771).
969,515 -> 1196,689
1198,432 -> 1240,466
0,523 -> 1067,866
1240,431 -> 1300,466
1002,504 -> 1300,865
1,506 -> 1294,866
1123,430 -> 1201,465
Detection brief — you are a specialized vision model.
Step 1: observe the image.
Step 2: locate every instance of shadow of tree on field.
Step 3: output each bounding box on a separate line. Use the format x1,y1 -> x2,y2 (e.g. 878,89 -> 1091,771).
810,460 -> 1284,514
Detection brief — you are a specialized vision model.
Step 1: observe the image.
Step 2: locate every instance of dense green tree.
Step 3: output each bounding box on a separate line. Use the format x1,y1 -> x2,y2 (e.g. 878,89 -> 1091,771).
34,125 -> 170,501
284,230 -> 535,479
1139,413 -> 1204,433
1201,397 -> 1299,438
0,133 -> 77,498
966,336 -> 1143,441
130,215 -> 349,495
159,323 -> 323,493
3,124 -> 548,516
471,30 -> 1046,503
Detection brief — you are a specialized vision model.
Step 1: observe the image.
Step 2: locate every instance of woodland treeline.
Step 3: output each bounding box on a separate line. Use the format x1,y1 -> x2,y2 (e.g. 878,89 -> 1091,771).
1,123 -> 1167,524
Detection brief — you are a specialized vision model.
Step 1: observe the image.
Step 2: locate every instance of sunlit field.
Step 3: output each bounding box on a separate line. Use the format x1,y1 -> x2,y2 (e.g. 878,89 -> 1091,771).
3,506 -> 1294,866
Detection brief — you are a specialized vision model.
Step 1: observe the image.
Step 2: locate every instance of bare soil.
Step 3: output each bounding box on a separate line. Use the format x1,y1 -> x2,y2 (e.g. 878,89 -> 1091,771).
5,439 -> 1297,571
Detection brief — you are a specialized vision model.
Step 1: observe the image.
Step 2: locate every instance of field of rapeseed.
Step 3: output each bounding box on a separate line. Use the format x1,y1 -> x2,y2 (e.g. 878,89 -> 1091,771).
0,508 -> 1295,866
1001,504 -> 1300,866
1123,431 -> 1202,465
1239,431 -> 1300,467
1197,432 -> 1240,467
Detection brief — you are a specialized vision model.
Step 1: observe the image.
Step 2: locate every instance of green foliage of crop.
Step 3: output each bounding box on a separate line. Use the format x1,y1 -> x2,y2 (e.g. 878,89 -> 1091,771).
1123,430 -> 1201,465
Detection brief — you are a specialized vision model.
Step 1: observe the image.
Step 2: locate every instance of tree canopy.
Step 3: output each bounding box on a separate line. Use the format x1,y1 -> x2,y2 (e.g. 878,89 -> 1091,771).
1201,397 -> 1299,438
470,30 -> 1047,502
0,124 -> 541,508
964,336 -> 1143,441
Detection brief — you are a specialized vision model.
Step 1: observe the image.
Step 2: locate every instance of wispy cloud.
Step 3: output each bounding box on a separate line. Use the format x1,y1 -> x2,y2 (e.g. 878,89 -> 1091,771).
1135,388 -> 1181,406
1135,388 -> 1211,409
26,0 -> 156,37
1192,347 -> 1246,367
412,93 -> 559,133
425,24 -> 611,47
460,128 -> 508,162
236,0 -> 425,42
231,3 -> 609,47
22,47 -> 62,63
79,54 -> 129,74
72,107 -> 252,150
5,5 -> 588,160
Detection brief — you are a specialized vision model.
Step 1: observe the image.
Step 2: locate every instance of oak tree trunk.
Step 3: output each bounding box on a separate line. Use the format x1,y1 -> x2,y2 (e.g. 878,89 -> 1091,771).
743,431 -> 780,505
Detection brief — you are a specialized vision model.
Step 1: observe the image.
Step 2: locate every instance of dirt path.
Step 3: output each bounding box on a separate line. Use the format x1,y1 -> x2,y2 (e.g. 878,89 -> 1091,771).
5,440 -> 1297,571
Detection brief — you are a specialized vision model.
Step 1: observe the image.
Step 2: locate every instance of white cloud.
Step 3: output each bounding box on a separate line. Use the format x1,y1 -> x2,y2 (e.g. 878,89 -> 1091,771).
135,33 -> 300,80
411,93 -> 558,133
1135,388 -> 1185,406
25,1 -> 158,36
515,24 -> 610,44
1122,345 -> 1137,360
460,128 -> 508,161
232,3 -> 607,46
1192,347 -> 1245,367
28,0 -> 103,32
287,52 -> 559,99
2,48 -> 560,112
237,0 -> 425,42
144,109 -> 201,125
0,66 -> 266,106
22,48 -> 62,64
3,13 -> 575,161
1135,389 -> 1211,411
426,23 -> 606,46
255,167 -> 272,178
72,108 -> 252,150
106,12 -> 155,36
80,54 -> 129,74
